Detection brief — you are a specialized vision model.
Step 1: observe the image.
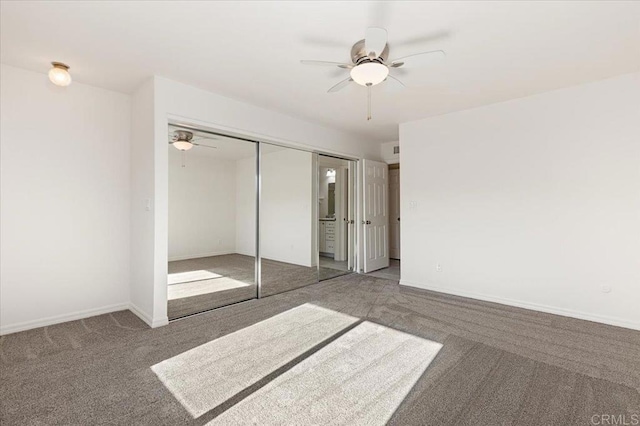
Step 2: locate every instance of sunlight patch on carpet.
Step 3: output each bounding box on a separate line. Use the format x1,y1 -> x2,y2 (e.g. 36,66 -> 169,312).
167,277 -> 252,300
168,270 -> 223,285
209,321 -> 442,425
151,304 -> 358,418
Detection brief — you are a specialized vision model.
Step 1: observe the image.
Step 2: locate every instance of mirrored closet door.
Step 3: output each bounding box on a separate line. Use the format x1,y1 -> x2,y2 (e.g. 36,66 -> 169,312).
167,125 -> 258,320
259,143 -> 319,296
166,125 -> 358,319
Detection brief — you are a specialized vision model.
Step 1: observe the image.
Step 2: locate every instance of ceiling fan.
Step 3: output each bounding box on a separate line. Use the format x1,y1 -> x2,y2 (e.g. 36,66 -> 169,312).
301,27 -> 445,120
168,129 -> 218,167
168,130 -> 218,151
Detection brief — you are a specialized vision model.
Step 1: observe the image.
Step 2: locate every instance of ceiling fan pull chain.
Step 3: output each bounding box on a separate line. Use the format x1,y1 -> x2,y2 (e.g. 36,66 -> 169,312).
367,83 -> 372,121
182,150 -> 186,168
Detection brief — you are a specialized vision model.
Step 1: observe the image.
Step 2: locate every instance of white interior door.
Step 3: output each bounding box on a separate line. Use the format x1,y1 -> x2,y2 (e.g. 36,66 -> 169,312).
389,168 -> 401,260
362,159 -> 389,273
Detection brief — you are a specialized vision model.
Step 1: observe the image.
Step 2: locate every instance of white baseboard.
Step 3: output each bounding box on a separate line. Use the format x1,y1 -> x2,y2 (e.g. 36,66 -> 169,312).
127,303 -> 153,327
400,280 -> 640,332
152,317 -> 169,328
0,302 -> 130,336
127,303 -> 168,328
168,250 -> 235,262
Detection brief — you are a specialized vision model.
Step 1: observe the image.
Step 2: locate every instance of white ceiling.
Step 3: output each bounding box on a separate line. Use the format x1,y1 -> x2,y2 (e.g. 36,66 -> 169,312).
2,1 -> 639,142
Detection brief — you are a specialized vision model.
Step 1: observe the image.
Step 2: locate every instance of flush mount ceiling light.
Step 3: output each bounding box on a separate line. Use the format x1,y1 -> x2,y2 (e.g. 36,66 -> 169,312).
302,27 -> 445,120
48,62 -> 72,86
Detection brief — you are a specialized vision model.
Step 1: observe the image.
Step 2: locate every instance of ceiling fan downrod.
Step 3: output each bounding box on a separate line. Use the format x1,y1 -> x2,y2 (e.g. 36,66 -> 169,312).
367,83 -> 372,121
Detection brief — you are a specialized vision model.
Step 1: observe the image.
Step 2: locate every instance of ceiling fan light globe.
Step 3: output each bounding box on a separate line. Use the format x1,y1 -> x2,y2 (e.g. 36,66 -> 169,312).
349,62 -> 389,86
173,141 -> 194,151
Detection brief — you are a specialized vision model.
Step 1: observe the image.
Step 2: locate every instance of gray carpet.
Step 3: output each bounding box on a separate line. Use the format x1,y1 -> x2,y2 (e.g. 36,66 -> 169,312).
152,304 -> 357,418
1,274 -> 639,425
211,321 -> 442,425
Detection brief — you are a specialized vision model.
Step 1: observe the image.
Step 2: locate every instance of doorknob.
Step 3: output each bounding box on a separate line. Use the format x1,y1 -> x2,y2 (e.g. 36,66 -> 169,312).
365,220 -> 372,225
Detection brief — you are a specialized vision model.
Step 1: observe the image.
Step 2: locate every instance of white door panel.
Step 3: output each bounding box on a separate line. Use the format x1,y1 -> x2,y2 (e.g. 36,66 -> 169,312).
363,159 -> 389,272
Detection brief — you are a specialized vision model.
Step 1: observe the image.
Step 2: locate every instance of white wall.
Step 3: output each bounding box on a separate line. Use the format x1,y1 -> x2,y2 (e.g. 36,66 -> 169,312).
130,78 -> 157,326
131,76 -> 379,326
0,64 -> 131,334
400,72 -> 640,330
235,148 -> 315,267
235,155 -> 257,257
168,150 -> 237,260
261,148 -> 314,267
380,141 -> 400,164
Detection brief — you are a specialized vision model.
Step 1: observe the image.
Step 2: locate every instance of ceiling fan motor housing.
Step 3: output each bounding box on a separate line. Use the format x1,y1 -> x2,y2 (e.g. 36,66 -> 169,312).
351,39 -> 389,64
173,130 -> 194,142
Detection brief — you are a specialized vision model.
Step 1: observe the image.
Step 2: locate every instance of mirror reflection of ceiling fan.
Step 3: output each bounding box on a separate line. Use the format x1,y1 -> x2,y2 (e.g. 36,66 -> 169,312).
301,27 -> 445,120
169,129 -> 218,167
168,130 -> 218,151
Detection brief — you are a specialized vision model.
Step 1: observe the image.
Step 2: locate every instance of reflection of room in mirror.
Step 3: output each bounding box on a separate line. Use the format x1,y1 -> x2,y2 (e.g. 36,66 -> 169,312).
259,144 -> 319,296
318,155 -> 355,281
167,125 -> 358,319
167,125 -> 258,320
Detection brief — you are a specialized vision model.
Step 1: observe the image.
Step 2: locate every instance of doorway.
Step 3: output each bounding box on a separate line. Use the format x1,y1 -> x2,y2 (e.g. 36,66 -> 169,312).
361,160 -> 400,281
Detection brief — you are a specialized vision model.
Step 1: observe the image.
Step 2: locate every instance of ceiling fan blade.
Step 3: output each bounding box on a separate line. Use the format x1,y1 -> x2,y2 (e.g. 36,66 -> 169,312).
301,60 -> 353,69
192,143 -> 217,149
192,136 -> 218,143
394,30 -> 451,48
390,50 -> 445,68
365,27 -> 388,58
384,75 -> 406,93
327,77 -> 353,93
